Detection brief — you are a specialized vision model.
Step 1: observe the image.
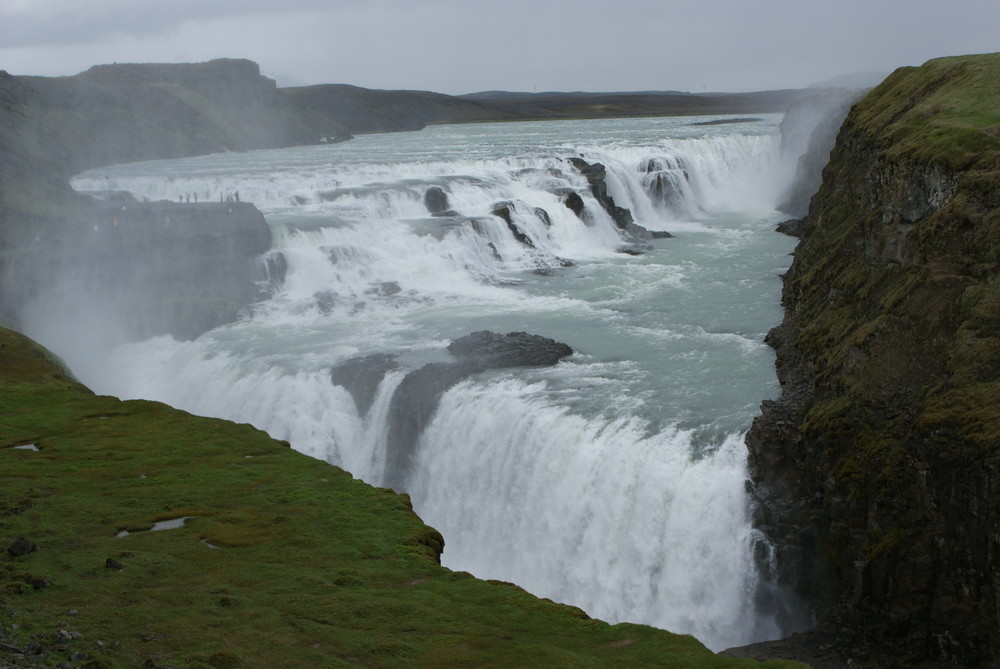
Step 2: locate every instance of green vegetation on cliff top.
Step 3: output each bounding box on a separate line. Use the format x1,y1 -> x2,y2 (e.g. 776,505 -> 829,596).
0,327 -> 805,669
852,52 -> 1000,170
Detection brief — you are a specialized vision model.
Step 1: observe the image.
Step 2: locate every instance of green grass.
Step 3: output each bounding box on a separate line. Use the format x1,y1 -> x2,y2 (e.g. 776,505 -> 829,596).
0,327 -> 807,669
851,53 -> 1000,170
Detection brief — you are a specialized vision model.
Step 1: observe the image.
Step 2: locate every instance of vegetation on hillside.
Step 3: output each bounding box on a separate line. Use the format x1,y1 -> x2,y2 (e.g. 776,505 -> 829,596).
850,53 -> 1000,170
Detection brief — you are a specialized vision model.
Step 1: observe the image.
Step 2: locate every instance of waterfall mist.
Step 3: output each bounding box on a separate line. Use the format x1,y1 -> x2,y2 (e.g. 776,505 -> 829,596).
10,113 -> 834,650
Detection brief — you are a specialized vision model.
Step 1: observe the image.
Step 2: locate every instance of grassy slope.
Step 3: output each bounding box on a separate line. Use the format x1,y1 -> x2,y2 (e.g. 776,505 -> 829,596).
0,327 -> 806,669
791,52 -> 1000,454
850,54 -> 1000,170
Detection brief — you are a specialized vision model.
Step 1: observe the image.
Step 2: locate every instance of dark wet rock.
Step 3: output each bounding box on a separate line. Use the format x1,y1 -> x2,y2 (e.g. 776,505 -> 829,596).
568,157 -> 634,230
774,218 -> 804,237
491,202 -> 536,248
7,537 -> 36,557
534,207 -> 552,228
719,629 -> 866,669
330,353 -> 401,415
562,191 -> 585,218
641,157 -> 689,217
748,56 -> 1000,667
615,244 -> 652,256
447,330 -> 574,368
423,186 -> 450,214
568,157 -> 673,240
2,200 -> 275,342
533,258 -> 574,275
104,558 -> 124,570
364,281 -> 402,297
383,331 -> 573,491
261,250 -> 287,287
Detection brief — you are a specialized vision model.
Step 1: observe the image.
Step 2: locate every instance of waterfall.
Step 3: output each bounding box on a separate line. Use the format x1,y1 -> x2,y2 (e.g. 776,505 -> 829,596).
59,116 -> 799,651
409,378 -> 781,646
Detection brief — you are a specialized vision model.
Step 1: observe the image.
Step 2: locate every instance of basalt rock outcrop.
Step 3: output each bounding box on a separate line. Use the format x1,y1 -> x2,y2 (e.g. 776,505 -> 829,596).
747,54 -> 1000,668
382,331 -> 573,491
568,157 -> 673,241
2,196 -> 277,341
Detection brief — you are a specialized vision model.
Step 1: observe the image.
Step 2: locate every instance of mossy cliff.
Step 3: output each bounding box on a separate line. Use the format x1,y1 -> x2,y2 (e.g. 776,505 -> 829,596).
747,53 -> 1000,667
0,326 -> 806,669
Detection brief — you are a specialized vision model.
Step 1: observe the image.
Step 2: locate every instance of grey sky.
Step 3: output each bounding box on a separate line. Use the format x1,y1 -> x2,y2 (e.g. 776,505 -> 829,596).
1,0 -> 998,94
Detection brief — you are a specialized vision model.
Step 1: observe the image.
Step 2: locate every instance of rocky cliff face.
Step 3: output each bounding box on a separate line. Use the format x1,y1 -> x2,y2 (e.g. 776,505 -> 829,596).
2,196 -> 278,343
748,54 -> 1000,667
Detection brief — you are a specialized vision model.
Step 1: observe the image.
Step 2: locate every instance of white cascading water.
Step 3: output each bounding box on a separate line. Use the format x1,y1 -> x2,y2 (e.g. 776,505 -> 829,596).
58,115 -> 801,650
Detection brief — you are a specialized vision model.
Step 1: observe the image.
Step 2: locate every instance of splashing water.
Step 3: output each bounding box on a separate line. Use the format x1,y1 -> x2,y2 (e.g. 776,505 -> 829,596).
60,115 -> 800,649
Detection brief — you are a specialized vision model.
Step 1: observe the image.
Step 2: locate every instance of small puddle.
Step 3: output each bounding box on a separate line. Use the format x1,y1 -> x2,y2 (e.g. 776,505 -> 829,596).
116,516 -> 192,538
11,444 -> 40,451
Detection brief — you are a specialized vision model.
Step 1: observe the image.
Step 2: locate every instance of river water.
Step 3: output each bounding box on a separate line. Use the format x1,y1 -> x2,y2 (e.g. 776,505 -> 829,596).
67,114 -> 798,650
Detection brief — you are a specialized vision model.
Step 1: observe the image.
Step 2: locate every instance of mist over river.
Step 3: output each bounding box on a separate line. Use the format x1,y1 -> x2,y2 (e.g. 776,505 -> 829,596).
57,115 -> 799,650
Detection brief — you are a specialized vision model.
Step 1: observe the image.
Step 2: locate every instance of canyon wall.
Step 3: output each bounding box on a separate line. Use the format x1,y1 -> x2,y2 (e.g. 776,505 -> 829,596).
748,53 -> 1000,667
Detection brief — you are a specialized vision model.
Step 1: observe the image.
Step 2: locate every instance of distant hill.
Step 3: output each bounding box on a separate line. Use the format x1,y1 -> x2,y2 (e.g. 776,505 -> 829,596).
282,83 -> 503,136
459,88 -> 808,120
0,57 -> 819,254
460,89 -> 692,100
0,58 -> 812,183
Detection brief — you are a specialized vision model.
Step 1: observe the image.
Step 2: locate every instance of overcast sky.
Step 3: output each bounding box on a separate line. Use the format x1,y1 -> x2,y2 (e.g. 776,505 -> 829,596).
1,0 -> 998,94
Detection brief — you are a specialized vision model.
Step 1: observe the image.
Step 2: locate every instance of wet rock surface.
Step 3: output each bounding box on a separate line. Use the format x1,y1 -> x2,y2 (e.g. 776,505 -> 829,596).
331,353 -> 402,415
568,157 -> 673,241
2,199 -> 275,342
383,331 -> 573,491
423,186 -> 450,215
446,330 -> 574,368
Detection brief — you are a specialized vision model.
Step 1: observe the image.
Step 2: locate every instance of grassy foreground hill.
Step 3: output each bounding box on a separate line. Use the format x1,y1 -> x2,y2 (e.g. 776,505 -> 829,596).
0,326 -> 805,669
